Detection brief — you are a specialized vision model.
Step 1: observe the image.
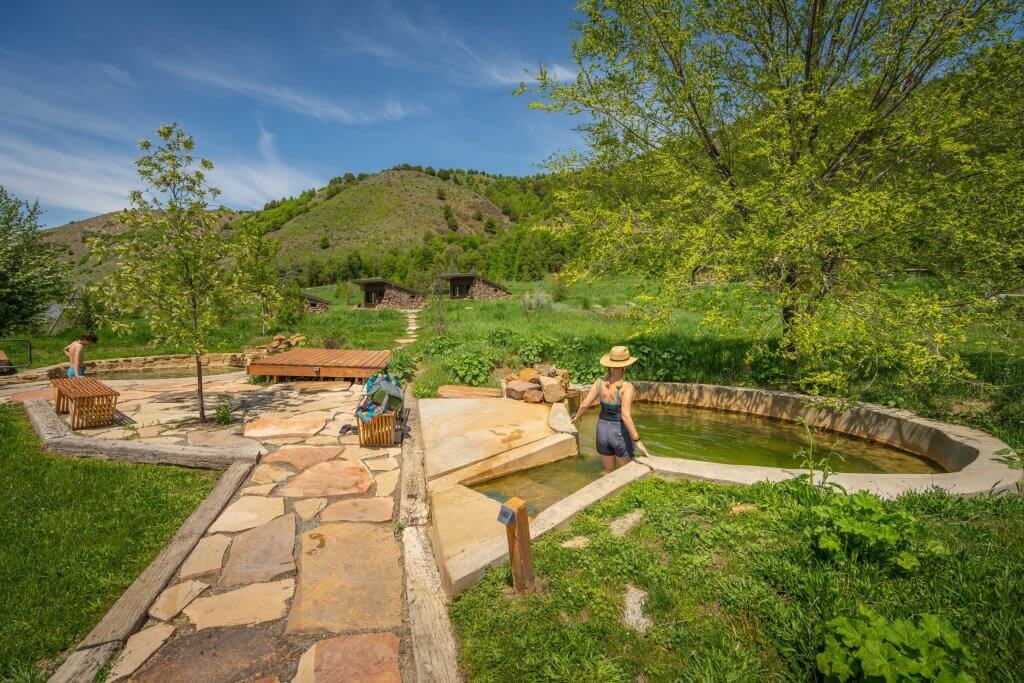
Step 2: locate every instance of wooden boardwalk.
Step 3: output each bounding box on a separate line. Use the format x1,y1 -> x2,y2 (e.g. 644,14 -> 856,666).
246,348 -> 390,381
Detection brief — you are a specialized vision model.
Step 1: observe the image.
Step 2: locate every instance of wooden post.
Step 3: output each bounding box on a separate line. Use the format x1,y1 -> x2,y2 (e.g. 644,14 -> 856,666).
501,497 -> 534,593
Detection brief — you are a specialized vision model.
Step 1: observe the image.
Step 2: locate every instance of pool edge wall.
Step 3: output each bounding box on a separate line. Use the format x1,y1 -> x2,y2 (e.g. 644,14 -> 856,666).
632,381 -> 1020,498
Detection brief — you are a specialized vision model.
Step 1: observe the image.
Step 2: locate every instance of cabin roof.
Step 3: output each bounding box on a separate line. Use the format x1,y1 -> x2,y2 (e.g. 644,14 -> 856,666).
439,272 -> 510,294
351,278 -> 424,296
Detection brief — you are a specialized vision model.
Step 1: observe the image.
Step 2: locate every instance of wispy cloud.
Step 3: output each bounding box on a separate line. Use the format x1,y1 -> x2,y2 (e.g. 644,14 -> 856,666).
99,63 -> 135,87
157,61 -> 426,124
0,126 -> 324,218
0,86 -> 132,141
337,4 -> 576,88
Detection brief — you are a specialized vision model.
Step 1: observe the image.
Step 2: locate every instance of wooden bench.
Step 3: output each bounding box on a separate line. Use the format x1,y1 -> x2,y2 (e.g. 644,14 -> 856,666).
51,377 -> 120,429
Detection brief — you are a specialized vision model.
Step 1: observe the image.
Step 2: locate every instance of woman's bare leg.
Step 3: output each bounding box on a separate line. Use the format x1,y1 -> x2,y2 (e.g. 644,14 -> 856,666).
615,456 -> 631,469
602,455 -> 616,473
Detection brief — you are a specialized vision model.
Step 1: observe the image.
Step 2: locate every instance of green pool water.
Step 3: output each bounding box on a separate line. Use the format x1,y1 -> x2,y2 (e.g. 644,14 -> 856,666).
472,402 -> 941,514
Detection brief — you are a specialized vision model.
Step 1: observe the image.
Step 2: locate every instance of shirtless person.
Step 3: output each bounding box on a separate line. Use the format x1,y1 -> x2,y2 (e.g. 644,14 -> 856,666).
63,332 -> 97,378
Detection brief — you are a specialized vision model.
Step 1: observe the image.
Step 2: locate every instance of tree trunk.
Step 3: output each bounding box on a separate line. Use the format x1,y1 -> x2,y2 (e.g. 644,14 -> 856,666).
781,304 -> 799,353
195,354 -> 206,424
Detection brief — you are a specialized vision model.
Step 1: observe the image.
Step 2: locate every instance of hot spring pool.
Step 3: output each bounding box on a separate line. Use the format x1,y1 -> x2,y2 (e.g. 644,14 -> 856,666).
90,367 -> 239,381
472,402 -> 941,514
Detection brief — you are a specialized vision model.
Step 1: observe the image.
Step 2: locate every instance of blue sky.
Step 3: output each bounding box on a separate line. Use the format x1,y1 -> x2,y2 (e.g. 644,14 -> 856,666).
1,1 -> 582,226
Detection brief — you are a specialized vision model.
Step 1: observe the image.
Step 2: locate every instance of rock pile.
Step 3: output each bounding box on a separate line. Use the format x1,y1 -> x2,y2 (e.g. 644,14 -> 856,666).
504,364 -> 571,404
245,333 -> 307,358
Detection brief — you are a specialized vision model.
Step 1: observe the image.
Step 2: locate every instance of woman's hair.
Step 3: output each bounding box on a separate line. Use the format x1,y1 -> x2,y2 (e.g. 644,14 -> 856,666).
80,332 -> 98,343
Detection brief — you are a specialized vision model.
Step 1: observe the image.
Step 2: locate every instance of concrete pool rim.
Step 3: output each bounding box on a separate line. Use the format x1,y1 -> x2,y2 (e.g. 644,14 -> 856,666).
628,381 -> 1020,498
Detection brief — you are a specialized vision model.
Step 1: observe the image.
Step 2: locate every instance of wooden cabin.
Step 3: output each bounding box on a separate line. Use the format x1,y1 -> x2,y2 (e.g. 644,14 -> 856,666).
352,278 -> 426,309
439,273 -> 511,300
302,293 -> 332,314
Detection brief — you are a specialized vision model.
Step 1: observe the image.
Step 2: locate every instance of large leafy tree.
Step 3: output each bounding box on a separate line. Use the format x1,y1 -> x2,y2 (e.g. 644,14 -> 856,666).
97,124 -> 235,422
233,217 -> 284,335
0,188 -> 69,336
526,0 -> 1023,395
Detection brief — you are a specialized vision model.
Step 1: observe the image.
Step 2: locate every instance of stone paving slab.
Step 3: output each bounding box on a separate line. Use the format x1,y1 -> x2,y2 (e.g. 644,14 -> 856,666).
293,633 -> 401,683
321,498 -> 394,523
178,534 -> 231,580
149,579 -> 208,621
287,523 -> 403,633
107,623 -> 174,681
293,497 -> 327,521
244,411 -> 331,439
219,513 -> 296,586
264,445 -> 345,470
208,496 -> 284,533
183,578 -> 294,630
276,461 -> 372,498
131,626 -> 304,682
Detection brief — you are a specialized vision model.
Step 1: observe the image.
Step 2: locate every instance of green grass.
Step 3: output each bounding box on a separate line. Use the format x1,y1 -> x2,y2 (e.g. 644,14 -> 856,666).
3,305 -> 405,369
451,477 -> 1024,681
0,405 -> 218,678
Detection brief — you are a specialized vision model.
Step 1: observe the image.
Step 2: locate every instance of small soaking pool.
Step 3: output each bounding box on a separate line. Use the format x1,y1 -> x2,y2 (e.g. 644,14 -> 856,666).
473,402 -> 941,514
90,366 -> 239,381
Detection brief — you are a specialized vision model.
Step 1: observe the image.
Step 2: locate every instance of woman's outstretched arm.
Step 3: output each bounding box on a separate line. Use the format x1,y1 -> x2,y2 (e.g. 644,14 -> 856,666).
572,380 -> 600,422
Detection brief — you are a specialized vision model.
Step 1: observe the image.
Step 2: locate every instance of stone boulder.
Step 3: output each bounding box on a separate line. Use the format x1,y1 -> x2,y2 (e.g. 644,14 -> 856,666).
538,375 -> 566,403
523,389 -> 545,404
505,380 -> 537,400
519,368 -> 540,383
535,363 -> 558,378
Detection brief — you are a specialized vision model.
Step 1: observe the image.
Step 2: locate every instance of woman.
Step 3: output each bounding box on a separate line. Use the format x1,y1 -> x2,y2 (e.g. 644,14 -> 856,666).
572,345 -> 650,472
62,332 -> 97,378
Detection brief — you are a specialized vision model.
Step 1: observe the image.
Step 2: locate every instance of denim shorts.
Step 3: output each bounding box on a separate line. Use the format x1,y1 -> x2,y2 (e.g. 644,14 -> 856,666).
67,366 -> 85,378
596,417 -> 633,458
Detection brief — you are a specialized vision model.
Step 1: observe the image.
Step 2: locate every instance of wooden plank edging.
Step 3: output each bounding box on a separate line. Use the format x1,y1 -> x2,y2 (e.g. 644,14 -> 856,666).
48,460 -> 252,682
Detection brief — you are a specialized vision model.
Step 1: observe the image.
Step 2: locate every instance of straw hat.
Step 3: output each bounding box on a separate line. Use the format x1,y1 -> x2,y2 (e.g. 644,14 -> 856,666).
600,345 -> 637,368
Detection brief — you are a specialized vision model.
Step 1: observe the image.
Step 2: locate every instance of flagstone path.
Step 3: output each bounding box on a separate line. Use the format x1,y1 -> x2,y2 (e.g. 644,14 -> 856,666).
395,310 -> 419,346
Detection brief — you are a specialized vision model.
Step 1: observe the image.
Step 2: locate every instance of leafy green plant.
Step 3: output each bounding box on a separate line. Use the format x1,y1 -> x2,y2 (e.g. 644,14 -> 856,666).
808,491 -> 948,571
817,605 -> 975,682
387,348 -> 419,383
449,348 -> 495,386
214,399 -> 232,425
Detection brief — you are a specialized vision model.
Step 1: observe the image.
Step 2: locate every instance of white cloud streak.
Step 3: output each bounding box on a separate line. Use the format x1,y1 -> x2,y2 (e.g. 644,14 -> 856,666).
157,62 -> 426,124
338,5 -> 576,87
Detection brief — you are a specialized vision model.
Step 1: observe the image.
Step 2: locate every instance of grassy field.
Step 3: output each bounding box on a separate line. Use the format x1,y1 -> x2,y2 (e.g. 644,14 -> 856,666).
451,477 -> 1024,681
3,305 -> 405,369
0,405 -> 217,679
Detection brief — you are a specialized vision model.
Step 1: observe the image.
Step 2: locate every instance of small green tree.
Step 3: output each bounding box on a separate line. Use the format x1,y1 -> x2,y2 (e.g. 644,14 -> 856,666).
482,217 -> 499,234
0,187 -> 69,335
97,124 -> 235,423
443,204 -> 459,231
436,187 -> 446,200
234,218 -> 283,335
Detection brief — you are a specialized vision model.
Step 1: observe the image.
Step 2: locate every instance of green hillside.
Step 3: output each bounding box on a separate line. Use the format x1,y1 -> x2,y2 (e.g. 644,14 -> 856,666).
272,169 -> 509,266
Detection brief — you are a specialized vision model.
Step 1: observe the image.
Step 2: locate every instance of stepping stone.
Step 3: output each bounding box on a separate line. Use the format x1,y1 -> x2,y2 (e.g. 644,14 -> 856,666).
183,579 -> 294,630
293,498 -> 327,521
287,523 -> 402,634
262,435 -> 307,446
265,446 -> 345,470
303,435 -> 341,446
208,496 -> 284,533
249,464 -> 292,485
130,626 -> 303,683
560,536 -> 590,549
9,388 -> 56,403
276,461 -> 372,498
244,412 -> 329,439
106,623 -> 175,681
609,509 -> 644,538
375,469 -> 400,497
321,498 -> 393,523
219,513 -> 296,586
622,584 -> 652,633
179,534 -> 231,579
293,633 -> 401,683
241,483 -> 276,496
365,456 -> 398,472
149,579 -> 208,620
187,428 -> 266,455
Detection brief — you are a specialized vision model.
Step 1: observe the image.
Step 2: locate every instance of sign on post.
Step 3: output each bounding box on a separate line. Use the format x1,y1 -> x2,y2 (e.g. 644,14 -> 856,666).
497,496 -> 534,592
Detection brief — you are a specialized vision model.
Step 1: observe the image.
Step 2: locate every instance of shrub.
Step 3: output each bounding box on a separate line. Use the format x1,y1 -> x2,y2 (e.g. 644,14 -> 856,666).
817,605 -> 975,682
549,278 -> 568,302
449,348 -> 495,386
319,237 -> 330,249
473,209 -> 483,221
808,491 -> 948,571
443,204 -> 458,232
214,399 -> 232,425
483,217 -> 498,234
388,348 -> 419,383
521,291 -> 552,311
436,188 -> 446,200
